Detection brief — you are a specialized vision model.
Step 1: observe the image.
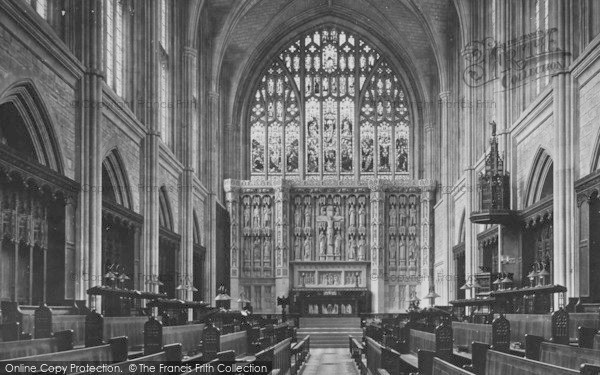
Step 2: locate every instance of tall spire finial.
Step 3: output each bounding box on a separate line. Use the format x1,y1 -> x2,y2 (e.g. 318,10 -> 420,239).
490,121 -> 497,137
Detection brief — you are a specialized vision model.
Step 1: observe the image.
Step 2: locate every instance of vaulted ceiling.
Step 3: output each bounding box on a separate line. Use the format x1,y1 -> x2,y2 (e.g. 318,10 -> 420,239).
206,0 -> 460,124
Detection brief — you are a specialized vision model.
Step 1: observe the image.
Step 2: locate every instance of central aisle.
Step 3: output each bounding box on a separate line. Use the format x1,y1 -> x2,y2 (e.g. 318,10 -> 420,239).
299,348 -> 360,375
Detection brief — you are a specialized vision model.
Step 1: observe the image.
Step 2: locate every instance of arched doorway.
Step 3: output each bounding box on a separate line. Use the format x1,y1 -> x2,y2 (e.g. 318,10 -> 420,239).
0,84 -> 77,306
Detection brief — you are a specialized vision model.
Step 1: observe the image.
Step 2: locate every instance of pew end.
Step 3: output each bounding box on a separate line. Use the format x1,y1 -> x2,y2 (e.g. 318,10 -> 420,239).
108,336 -> 129,362
51,330 -> 74,351
417,349 -> 435,375
525,334 -> 545,360
581,364 -> 600,375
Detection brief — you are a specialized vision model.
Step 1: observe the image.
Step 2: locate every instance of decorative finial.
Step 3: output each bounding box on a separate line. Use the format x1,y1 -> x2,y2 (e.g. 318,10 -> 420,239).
490,121 -> 497,137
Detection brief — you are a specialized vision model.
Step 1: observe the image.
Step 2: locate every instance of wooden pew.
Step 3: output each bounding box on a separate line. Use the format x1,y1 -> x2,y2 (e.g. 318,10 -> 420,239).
349,335 -> 364,368
272,337 -> 292,375
578,326 -> 599,349
432,357 -> 472,375
569,313 -> 600,342
364,337 -> 402,375
0,322 -> 31,341
504,308 -> 570,345
70,343 -> 182,375
524,338 -> 600,371
0,330 -> 73,360
141,316 -> 205,357
399,318 -> 453,371
291,335 -> 309,375
0,336 -> 129,366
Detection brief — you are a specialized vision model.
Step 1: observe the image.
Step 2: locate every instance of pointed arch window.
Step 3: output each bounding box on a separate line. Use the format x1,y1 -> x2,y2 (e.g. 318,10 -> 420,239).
159,0 -> 173,150
249,26 -> 411,178
104,0 -> 125,97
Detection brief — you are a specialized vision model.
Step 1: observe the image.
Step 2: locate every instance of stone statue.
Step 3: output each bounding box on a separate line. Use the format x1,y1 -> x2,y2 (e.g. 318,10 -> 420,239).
294,236 -> 302,260
294,207 -> 302,228
264,238 -> 271,260
358,237 -> 366,260
409,203 -> 417,226
252,206 -> 261,227
389,237 -> 397,260
304,236 -> 311,260
348,205 -> 356,228
304,205 -> 311,227
334,232 -> 342,256
263,205 -> 271,227
347,237 -> 356,260
358,206 -> 366,228
319,232 -> 327,256
399,204 -> 407,226
243,206 -> 251,228
253,238 -> 261,260
408,237 -> 416,259
399,239 -> 406,260
389,206 -> 397,227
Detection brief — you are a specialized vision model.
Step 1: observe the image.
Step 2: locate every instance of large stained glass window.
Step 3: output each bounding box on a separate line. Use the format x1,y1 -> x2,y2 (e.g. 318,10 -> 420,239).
250,26 -> 410,177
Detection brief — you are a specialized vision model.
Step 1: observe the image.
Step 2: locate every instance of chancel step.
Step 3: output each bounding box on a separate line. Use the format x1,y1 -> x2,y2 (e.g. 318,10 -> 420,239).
297,317 -> 361,348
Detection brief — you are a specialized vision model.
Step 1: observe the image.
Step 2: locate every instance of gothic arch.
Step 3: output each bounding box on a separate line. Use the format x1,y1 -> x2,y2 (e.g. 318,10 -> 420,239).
193,210 -> 201,245
591,127 -> 600,172
159,186 -> 174,231
0,80 -> 64,173
525,148 -> 553,207
457,209 -> 466,245
102,149 -> 133,210
235,18 -> 427,179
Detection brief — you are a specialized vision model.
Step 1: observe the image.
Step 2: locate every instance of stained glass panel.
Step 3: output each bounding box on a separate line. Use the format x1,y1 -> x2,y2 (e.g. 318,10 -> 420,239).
249,25 -> 410,177
323,98 -> 337,172
306,98 -> 320,173
340,98 -> 353,172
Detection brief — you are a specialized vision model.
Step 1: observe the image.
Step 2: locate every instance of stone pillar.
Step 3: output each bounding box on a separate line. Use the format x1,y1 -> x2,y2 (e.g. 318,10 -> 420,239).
180,47 -> 198,307
141,1 -> 161,296
76,0 -> 104,308
224,180 -> 240,304
552,0 -> 574,302
439,91 -> 452,303
370,182 -> 385,312
420,181 -> 436,303
274,182 -> 290,309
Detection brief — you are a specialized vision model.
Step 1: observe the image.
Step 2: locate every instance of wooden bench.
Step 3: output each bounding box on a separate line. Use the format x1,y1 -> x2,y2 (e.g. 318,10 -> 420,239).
365,337 -> 402,375
524,339 -> 600,370
399,318 -> 453,370
0,330 -> 73,360
0,336 -> 129,366
291,335 -> 309,375
476,344 -> 600,375
70,343 -> 182,375
349,335 -> 364,370
164,323 -> 205,356
0,322 -> 31,341
578,326 -> 599,349
272,337 -> 292,375
505,308 -> 571,345
432,357 -> 472,375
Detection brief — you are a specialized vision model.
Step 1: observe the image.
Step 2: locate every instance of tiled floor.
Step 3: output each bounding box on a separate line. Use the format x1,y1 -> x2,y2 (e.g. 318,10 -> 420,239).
299,348 -> 360,375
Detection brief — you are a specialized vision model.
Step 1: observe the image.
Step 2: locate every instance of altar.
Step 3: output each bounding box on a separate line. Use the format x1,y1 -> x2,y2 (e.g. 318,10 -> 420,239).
224,178 -> 436,313
290,289 -> 369,316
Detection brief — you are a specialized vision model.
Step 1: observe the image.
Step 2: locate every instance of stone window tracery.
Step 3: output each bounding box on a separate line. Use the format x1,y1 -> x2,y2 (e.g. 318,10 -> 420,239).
250,26 -> 410,178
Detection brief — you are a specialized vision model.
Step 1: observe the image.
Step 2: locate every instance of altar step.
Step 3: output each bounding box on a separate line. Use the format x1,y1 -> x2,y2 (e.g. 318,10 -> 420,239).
297,317 -> 362,348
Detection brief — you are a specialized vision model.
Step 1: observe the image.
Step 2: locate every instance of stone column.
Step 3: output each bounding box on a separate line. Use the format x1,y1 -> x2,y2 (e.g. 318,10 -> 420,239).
180,47 -> 198,308
224,180 -> 240,304
439,91 -> 452,303
77,0 -> 104,308
141,1 -> 161,296
552,0 -> 574,302
370,181 -> 385,312
274,182 -> 290,310
420,181 -> 436,303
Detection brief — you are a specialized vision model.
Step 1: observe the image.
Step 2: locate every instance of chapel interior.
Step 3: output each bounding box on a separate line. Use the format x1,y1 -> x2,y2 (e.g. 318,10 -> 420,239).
0,0 -> 600,374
